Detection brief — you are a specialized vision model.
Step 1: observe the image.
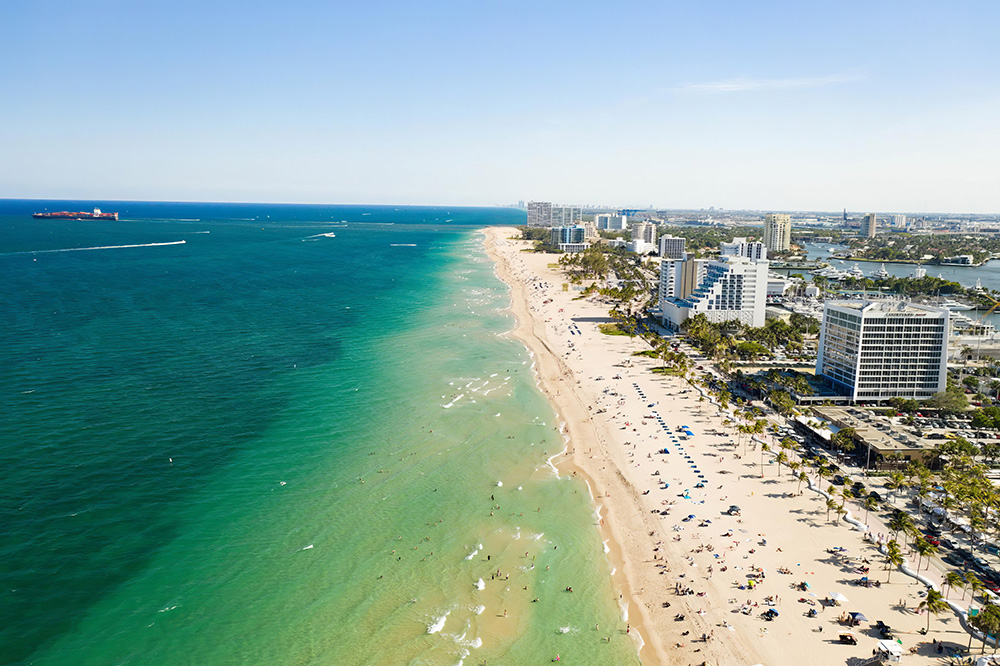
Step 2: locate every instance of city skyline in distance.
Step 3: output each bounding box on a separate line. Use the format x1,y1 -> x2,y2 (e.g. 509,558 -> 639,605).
3,1 -> 999,213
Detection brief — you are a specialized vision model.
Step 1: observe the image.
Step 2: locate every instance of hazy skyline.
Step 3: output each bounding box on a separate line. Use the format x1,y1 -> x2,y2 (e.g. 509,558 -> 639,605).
3,1 -> 999,212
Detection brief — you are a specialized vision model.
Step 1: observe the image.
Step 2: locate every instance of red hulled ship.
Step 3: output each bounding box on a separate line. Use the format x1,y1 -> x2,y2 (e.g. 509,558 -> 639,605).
33,208 -> 119,221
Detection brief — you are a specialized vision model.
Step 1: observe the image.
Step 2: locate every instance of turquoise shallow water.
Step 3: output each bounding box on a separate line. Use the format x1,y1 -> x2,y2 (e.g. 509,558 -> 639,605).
0,201 -> 640,666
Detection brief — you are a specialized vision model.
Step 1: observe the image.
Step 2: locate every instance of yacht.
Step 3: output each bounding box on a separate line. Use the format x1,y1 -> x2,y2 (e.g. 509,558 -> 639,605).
871,264 -> 890,279
939,299 -> 976,311
811,265 -> 846,279
950,311 -> 995,336
846,263 -> 865,279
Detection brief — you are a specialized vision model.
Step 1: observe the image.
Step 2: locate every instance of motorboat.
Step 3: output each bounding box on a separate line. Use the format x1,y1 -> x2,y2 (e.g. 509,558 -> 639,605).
940,299 -> 976,311
871,263 -> 890,279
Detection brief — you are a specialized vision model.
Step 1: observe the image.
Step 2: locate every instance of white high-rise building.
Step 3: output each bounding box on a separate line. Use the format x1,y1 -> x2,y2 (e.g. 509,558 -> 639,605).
861,213 -> 878,238
816,300 -> 949,402
595,213 -> 627,230
720,237 -> 767,261
552,205 -> 582,227
890,214 -> 907,228
762,214 -> 792,252
658,235 -> 686,259
631,221 -> 657,244
527,201 -> 552,227
660,254 -> 769,330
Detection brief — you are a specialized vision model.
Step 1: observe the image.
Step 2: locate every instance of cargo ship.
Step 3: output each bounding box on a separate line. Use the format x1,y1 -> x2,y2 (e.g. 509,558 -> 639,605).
33,207 -> 119,221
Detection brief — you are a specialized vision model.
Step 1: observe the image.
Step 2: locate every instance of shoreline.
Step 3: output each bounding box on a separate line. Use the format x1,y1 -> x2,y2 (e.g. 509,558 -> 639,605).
483,227 -> 977,666
484,228 -> 668,664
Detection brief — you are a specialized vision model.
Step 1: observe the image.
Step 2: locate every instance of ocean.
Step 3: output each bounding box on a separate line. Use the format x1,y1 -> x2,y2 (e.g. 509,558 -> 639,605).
0,201 -> 640,666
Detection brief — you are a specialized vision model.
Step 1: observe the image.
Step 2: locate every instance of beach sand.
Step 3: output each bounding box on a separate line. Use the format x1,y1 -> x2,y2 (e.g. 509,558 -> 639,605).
485,227 -> 974,665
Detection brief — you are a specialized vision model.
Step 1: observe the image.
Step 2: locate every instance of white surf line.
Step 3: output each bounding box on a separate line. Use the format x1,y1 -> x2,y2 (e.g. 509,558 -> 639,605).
5,240 -> 187,256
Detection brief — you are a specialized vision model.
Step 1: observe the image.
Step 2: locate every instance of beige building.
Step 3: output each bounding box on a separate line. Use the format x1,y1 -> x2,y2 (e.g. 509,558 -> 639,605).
762,213 -> 792,252
631,221 -> 657,244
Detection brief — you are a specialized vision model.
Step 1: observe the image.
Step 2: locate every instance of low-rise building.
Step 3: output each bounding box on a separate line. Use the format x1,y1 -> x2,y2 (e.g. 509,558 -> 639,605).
550,226 -> 587,251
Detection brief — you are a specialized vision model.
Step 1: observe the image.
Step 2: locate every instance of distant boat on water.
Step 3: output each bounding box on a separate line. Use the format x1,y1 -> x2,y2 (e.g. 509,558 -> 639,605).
33,207 -> 119,221
871,264 -> 890,279
939,299 -> 976,311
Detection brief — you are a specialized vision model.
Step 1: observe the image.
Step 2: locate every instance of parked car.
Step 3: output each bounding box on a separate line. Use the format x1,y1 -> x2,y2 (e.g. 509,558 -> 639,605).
867,491 -> 882,502
923,535 -> 941,547
943,553 -> 966,567
832,475 -> 846,485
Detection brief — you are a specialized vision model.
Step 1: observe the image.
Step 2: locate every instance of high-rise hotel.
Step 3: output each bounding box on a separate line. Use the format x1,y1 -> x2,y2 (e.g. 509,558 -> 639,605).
659,253 -> 769,329
816,300 -> 949,402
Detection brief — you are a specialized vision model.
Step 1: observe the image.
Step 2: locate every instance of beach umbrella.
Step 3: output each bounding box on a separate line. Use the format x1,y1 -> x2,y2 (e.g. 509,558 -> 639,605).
849,612 -> 867,622
829,592 -> 848,602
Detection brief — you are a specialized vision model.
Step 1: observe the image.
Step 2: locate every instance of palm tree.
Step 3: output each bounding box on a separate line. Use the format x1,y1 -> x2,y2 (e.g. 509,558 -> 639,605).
775,451 -> 788,476
797,470 -> 809,494
969,603 -> 1000,653
912,537 -> 936,571
863,495 -> 879,525
825,497 -> 838,523
760,442 -> 770,478
919,588 -> 949,634
886,471 -> 906,505
944,571 -> 966,599
902,522 -> 921,548
817,465 -> 832,494
962,345 -> 976,365
884,541 -> 903,582
888,511 -> 913,543
966,572 -> 985,604
833,487 -> 847,515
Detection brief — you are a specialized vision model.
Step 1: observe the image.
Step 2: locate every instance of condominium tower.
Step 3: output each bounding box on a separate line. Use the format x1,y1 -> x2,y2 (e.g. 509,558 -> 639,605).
720,237 -> 767,261
631,221 -> 657,244
658,235 -> 686,259
816,300 -> 948,402
551,205 -> 582,227
595,213 -> 628,230
527,201 -> 552,227
762,214 -> 792,252
861,213 -> 878,238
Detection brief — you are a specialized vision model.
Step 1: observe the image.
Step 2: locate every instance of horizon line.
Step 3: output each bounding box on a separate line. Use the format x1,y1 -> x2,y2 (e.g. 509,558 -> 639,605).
2,197 -> 998,218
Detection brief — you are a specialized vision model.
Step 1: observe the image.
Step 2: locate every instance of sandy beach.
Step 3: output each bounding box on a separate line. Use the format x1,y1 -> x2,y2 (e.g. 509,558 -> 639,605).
484,227 -> 977,666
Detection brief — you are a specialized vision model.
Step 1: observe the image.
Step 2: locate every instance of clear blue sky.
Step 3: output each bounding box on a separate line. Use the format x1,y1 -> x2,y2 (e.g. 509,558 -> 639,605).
3,1 -> 999,212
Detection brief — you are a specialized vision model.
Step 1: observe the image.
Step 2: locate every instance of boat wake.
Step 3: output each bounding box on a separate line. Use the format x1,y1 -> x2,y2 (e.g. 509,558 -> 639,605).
4,240 -> 186,256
